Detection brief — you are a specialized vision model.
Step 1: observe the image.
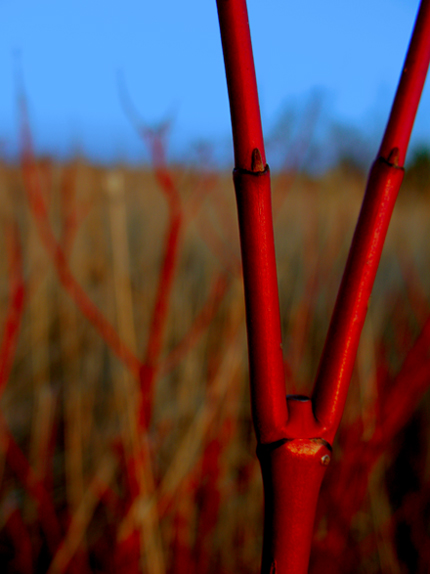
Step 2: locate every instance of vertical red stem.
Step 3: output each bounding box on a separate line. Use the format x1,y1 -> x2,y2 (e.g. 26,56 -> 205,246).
233,168 -> 288,443
216,0 -> 265,171
216,0 -> 287,445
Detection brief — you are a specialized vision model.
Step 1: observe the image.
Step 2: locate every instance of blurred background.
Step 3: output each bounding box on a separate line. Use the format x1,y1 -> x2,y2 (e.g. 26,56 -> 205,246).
0,1 -> 430,573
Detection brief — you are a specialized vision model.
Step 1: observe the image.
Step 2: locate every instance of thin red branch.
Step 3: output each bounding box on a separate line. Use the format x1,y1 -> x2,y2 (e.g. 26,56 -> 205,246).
0,212 -> 64,565
119,77 -> 235,434
136,130 -> 183,429
118,78 -> 185,428
216,0 -> 265,171
379,0 -> 430,166
312,160 -> 404,441
143,138 -> 182,373
216,0 -> 287,444
312,0 -> 430,443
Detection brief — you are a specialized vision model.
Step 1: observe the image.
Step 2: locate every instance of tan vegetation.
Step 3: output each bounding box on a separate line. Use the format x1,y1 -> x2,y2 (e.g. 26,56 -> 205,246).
0,158 -> 429,573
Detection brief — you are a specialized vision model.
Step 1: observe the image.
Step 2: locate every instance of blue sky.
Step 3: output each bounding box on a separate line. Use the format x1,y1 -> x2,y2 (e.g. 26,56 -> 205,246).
0,0 -> 428,166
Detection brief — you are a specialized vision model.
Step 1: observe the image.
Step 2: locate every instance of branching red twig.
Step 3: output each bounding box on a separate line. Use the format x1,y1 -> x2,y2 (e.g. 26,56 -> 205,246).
139,128 -> 183,428
17,90 -> 142,381
118,76 -> 233,434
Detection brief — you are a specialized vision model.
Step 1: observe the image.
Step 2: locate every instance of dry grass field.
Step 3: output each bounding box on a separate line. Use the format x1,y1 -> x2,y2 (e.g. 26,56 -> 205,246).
0,156 -> 429,573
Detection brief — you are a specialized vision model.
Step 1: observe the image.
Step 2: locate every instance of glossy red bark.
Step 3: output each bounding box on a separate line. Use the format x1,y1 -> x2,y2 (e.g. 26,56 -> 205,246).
217,0 -> 287,445
234,167 -> 288,443
258,437 -> 331,574
378,0 -> 430,166
312,158 -> 405,444
216,0 -> 265,171
313,0 -> 430,443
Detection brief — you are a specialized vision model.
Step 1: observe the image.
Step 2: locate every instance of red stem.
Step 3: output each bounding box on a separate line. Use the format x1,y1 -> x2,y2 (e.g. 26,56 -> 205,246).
216,0 -> 265,171
217,4 -> 328,572
117,82 -> 185,427
143,171 -> 181,372
233,168 -> 288,443
217,1 -> 430,572
312,0 -> 430,443
378,0 -> 430,166
312,159 -> 404,441
216,0 -> 287,445
0,219 -> 63,563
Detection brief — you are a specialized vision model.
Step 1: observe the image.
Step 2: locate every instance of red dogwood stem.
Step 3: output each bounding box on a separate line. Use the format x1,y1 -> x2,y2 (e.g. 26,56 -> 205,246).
216,0 -> 287,444
217,0 -> 430,573
216,0 -> 265,171
312,0 -> 430,444
217,2 -> 328,572
216,1 -> 330,572
379,0 -> 430,166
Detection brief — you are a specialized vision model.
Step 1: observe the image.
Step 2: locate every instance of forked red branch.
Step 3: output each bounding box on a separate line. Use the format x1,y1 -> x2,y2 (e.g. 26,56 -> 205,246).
216,0 -> 430,572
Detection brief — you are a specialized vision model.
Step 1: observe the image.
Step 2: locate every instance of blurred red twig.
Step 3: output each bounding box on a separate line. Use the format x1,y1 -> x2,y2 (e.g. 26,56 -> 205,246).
0,223 -> 25,397
0,215 -> 65,569
119,76 -> 232,431
138,126 -> 183,428
17,90 -> 142,381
